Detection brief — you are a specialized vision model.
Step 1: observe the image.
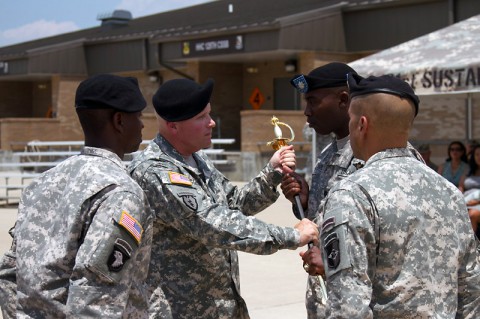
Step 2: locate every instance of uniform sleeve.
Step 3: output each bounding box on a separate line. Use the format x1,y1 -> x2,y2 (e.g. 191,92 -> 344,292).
320,188 -> 377,319
0,227 -> 17,319
136,166 -> 299,255
456,231 -> 480,317
218,162 -> 283,216
66,190 -> 152,318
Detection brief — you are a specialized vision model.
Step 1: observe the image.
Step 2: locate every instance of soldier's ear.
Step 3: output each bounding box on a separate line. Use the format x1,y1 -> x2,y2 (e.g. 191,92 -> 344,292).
112,111 -> 124,132
165,121 -> 179,134
359,116 -> 368,132
338,90 -> 349,109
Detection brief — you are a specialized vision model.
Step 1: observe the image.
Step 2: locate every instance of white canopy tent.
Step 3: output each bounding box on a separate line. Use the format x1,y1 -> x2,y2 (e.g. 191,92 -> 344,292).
349,14 -> 480,95
349,14 -> 480,140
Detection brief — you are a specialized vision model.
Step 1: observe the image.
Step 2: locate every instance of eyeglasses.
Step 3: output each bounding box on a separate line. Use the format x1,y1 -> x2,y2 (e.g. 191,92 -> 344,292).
449,147 -> 463,152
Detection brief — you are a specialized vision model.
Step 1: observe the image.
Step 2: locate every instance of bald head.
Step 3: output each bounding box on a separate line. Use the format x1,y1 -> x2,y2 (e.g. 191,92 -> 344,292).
348,93 -> 416,161
352,93 -> 415,134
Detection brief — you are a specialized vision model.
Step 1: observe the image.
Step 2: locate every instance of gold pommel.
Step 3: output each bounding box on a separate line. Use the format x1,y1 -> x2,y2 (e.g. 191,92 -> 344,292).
266,116 -> 295,150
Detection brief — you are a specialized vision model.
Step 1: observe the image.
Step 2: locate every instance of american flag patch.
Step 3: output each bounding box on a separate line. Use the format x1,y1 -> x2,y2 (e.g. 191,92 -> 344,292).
169,172 -> 192,186
119,211 -> 143,243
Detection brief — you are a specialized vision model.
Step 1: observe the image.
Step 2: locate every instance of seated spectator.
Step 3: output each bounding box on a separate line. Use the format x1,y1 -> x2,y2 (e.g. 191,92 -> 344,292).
466,139 -> 479,161
417,143 -> 438,172
459,144 -> 480,237
437,141 -> 468,188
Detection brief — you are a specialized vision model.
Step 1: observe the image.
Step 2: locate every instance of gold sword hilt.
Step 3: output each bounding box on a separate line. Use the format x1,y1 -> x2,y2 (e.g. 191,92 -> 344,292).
266,116 -> 295,150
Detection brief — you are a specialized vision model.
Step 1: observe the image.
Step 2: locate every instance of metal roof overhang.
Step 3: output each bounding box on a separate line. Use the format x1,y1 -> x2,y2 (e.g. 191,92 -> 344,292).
0,39 -> 88,81
278,3 -> 347,52
27,39 -> 88,76
155,3 -> 348,64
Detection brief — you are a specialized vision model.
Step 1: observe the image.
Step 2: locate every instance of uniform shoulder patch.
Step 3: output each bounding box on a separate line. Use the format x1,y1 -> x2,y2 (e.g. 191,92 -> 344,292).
169,172 -> 192,186
108,238 -> 132,272
324,232 -> 341,269
118,211 -> 143,244
178,192 -> 198,211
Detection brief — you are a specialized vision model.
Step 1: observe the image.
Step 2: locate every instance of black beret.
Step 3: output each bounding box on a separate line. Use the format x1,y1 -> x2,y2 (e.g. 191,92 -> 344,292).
75,74 -> 146,113
153,78 -> 214,121
347,73 -> 419,116
290,62 -> 356,93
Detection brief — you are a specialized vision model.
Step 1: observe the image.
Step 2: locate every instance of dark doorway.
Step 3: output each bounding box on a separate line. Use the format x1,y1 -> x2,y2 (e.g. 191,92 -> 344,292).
274,77 -> 300,110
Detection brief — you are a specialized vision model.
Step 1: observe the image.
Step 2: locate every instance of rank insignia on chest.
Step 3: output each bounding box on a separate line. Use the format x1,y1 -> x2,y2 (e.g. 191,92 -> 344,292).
119,211 -> 143,243
324,232 -> 340,269
169,172 -> 192,186
178,192 -> 198,211
108,238 -> 132,272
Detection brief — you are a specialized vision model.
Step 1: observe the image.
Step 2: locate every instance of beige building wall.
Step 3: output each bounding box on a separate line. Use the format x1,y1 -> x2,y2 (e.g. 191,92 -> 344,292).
0,73 -> 161,150
241,60 -> 293,111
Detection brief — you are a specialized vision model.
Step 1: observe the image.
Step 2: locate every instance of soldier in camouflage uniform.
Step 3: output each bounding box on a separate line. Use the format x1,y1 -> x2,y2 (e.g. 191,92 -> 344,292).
282,62 -> 362,318
282,63 -> 426,319
129,78 -> 319,319
319,73 -> 480,317
0,74 -> 153,318
301,123 -> 334,185
0,227 -> 16,318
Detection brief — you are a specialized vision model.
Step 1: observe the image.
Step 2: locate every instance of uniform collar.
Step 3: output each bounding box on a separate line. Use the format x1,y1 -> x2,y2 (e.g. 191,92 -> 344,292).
81,146 -> 125,169
153,133 -> 186,163
364,148 -> 412,167
335,135 -> 349,151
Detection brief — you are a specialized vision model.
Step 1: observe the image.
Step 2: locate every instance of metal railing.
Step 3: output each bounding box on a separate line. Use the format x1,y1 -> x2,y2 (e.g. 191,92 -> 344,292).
0,138 -> 236,205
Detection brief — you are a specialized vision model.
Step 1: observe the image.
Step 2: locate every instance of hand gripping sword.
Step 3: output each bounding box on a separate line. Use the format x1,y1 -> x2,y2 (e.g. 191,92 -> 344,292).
267,115 -> 328,304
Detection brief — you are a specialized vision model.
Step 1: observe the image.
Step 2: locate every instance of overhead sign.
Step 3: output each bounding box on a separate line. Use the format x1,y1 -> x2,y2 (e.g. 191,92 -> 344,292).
182,35 -> 244,57
249,88 -> 265,110
0,62 -> 8,74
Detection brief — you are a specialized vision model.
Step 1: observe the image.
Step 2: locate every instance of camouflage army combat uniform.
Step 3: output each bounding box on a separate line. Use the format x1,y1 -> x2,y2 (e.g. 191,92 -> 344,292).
129,134 -> 301,319
320,148 -> 480,318
0,227 -> 17,318
301,123 -> 334,185
301,136 -> 359,318
305,137 -> 359,222
302,139 -> 424,318
13,147 -> 153,318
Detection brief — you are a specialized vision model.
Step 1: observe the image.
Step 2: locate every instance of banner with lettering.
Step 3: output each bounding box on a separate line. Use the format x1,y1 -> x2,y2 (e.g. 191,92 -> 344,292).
349,15 -> 480,95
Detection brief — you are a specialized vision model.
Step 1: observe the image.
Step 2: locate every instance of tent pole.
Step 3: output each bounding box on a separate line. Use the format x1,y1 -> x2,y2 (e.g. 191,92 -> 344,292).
448,0 -> 456,24
467,93 -> 472,140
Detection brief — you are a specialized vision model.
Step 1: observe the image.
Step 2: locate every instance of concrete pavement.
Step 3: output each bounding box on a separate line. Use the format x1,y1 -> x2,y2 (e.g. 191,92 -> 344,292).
0,185 -> 310,319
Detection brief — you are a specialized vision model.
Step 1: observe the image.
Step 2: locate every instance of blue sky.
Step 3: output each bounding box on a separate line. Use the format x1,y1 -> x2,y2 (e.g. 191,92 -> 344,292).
0,0 -> 214,47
